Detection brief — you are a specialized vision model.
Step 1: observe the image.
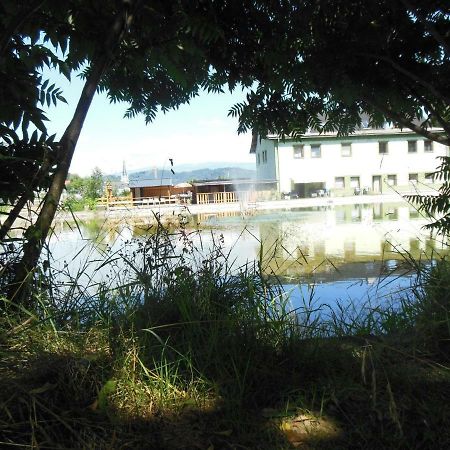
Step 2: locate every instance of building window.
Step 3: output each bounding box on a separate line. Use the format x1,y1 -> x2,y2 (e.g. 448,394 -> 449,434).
257,154 -> 260,165
262,150 -> 267,163
379,142 -> 388,154
293,145 -> 304,159
408,141 -> 417,153
311,144 -> 321,158
335,177 -> 345,188
409,173 -> 418,184
424,140 -> 433,152
350,176 -> 360,188
387,174 -> 397,186
341,143 -> 352,157
425,172 -> 435,183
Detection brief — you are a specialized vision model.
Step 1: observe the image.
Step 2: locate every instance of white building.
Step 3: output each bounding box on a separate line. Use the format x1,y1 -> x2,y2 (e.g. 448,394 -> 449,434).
252,128 -> 448,198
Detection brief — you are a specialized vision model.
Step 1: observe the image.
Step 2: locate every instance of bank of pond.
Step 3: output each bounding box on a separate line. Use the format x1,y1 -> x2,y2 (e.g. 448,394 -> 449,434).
2,201 -> 449,448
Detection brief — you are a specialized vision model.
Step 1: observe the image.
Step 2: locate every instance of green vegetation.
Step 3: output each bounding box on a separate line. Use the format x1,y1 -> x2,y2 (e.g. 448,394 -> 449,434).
1,2 -> 450,447
63,168 -> 105,211
1,226 -> 449,448
2,1 -> 449,295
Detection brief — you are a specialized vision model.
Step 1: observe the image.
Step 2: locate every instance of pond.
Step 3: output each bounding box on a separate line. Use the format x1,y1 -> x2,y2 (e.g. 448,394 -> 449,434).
48,201 -> 448,308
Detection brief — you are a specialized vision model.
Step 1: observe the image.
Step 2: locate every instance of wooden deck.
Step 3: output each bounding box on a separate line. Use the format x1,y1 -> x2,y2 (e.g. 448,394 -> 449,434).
97,191 -> 255,208
196,191 -> 254,204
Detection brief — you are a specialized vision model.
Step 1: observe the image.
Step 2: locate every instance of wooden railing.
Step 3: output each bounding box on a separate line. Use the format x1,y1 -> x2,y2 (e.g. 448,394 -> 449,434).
96,195 -> 180,209
196,191 -> 254,204
97,194 -> 133,208
97,191 -> 255,208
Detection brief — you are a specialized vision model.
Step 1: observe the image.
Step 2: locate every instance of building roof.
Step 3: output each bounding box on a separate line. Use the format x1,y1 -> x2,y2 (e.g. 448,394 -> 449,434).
249,132 -> 258,154
192,179 -> 274,187
129,178 -> 173,188
263,126 -> 444,142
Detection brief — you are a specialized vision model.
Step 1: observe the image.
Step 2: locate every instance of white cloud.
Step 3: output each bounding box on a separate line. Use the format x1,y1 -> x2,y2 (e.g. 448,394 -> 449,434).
52,78 -> 254,176
70,129 -> 253,176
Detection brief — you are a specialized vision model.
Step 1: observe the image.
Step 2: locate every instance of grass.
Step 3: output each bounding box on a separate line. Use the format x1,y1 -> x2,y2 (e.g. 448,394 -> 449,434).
1,223 -> 450,448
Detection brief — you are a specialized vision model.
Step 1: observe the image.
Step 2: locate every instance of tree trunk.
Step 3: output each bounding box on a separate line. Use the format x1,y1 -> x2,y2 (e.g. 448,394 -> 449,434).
0,194 -> 32,242
10,3 -> 135,304
0,150 -> 52,242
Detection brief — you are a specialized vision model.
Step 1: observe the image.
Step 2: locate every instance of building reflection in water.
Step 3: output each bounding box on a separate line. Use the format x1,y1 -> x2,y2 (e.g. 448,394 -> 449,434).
256,203 -> 448,281
50,202 -> 448,289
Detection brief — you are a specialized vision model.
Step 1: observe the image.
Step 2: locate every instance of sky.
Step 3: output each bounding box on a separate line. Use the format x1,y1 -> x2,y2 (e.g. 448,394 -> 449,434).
44,72 -> 254,177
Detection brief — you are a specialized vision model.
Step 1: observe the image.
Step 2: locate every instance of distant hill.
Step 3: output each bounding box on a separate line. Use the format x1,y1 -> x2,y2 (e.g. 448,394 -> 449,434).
170,161 -> 255,172
132,167 -> 255,183
108,166 -> 255,183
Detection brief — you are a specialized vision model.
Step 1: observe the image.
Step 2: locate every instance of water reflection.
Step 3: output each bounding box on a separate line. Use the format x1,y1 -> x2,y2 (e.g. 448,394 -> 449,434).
49,202 -> 448,305
202,203 -> 447,280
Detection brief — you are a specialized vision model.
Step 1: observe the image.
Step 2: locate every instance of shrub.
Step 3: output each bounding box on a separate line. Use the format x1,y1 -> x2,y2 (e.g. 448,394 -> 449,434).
415,258 -> 450,358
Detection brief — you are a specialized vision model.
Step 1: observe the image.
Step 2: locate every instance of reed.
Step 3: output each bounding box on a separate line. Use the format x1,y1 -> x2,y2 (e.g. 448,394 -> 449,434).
1,223 -> 449,448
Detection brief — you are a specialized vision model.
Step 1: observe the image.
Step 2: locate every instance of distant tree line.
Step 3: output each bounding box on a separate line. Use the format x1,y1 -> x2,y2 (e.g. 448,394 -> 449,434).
64,168 -> 104,211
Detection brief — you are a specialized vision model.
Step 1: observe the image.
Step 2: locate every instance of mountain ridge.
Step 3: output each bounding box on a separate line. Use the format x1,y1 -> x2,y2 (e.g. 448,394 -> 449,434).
106,165 -> 255,184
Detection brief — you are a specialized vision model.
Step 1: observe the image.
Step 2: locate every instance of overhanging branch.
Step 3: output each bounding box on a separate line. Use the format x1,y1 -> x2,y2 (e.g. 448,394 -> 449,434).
359,53 -> 450,106
399,0 -> 450,58
362,95 -> 450,146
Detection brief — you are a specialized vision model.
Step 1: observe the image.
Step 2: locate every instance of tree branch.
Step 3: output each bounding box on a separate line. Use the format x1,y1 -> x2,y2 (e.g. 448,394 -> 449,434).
407,86 -> 450,137
399,0 -> 450,58
358,53 -> 450,105
0,0 -> 47,59
362,95 -> 450,146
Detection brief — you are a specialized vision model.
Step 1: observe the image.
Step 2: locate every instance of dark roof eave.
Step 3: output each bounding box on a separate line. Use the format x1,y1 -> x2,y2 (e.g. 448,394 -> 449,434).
249,132 -> 258,154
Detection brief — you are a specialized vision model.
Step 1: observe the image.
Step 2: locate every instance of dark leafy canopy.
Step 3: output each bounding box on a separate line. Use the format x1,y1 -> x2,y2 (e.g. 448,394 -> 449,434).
1,1 -> 449,229
0,0 -> 70,137
222,0 -> 450,145
0,0 -> 69,206
78,1 -> 261,123
2,1 -> 449,153
0,134 -> 58,205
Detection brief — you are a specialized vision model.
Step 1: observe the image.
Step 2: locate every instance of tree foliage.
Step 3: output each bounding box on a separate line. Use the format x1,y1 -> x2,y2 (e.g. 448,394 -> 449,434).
0,133 -> 57,205
1,0 -> 450,301
0,0 -> 69,211
84,167 -> 104,200
407,157 -> 450,234
222,0 -> 450,145
220,0 -> 450,233
65,169 -> 104,200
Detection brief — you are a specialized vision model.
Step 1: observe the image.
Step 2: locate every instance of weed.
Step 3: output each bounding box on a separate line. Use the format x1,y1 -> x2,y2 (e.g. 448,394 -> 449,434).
1,223 -> 450,448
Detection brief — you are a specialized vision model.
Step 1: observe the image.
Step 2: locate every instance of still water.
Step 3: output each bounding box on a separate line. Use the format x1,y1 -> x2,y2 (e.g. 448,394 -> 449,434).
49,202 -> 448,307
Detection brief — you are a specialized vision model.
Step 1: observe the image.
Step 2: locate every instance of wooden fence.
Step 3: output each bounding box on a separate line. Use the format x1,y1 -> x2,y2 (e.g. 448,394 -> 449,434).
96,195 -> 178,209
196,191 -> 254,204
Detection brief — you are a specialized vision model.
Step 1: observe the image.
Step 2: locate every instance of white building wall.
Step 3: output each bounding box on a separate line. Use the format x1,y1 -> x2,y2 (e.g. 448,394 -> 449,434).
255,131 -> 448,196
255,138 -> 277,181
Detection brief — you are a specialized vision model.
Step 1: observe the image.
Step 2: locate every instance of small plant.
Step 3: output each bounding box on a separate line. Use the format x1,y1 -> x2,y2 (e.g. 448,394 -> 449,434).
414,258 -> 450,358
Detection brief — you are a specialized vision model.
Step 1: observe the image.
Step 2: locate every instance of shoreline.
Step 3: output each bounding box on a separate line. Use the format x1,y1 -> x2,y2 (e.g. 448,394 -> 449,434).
54,193 -> 413,223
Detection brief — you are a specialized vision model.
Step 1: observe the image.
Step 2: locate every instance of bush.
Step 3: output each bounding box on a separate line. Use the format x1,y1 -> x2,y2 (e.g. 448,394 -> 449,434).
62,195 -> 97,211
415,258 -> 450,358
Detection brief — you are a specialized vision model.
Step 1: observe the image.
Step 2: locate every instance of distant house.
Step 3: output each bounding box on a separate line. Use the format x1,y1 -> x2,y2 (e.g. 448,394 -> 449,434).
128,177 -> 276,205
252,127 -> 449,198
191,179 -> 252,204
129,178 -> 175,200
191,179 -> 277,204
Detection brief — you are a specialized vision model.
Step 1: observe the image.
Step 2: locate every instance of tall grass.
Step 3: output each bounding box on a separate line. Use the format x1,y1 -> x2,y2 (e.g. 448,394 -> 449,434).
1,221 -> 450,448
